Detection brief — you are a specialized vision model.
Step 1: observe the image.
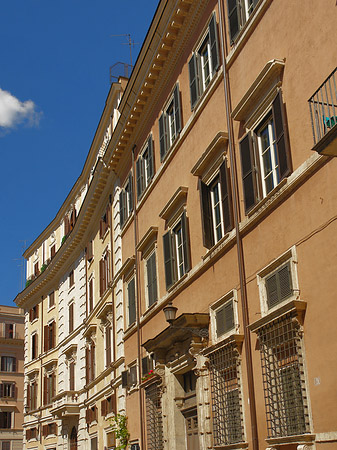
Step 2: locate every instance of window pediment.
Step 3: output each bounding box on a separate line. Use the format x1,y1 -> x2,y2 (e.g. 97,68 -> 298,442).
191,131 -> 228,181
159,186 -> 188,227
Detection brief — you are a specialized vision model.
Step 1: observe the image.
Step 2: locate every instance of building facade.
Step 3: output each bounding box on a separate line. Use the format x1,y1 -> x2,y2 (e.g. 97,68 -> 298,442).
0,305 -> 24,450
15,1 -> 337,450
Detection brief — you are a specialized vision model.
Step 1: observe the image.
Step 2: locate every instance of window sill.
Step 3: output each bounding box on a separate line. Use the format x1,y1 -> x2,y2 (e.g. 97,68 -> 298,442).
167,273 -> 188,294
202,233 -> 230,261
213,442 -> 248,450
68,285 -> 75,294
266,433 -> 315,446
123,322 -> 137,339
47,305 -> 55,314
247,178 -> 287,218
142,301 -> 158,319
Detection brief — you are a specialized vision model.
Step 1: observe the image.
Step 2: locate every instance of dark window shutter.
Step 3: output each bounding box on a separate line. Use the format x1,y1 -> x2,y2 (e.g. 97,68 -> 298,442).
130,366 -> 137,385
42,424 -> 48,437
105,326 -> 112,366
216,306 -> 226,337
119,191 -> 125,227
173,84 -> 181,134
142,356 -> 149,376
147,135 -> 154,181
0,384 -> 3,398
101,399 -> 107,417
159,112 -> 167,161
227,0 -> 240,42
70,361 -> 75,391
29,309 -> 33,322
86,347 -> 90,384
239,133 -> 258,212
219,160 -> 234,232
69,303 -> 74,333
266,273 -> 279,308
44,325 -> 48,351
147,253 -> 157,306
27,384 -> 31,410
121,370 -> 129,388
163,231 -> 175,289
199,178 -> 214,249
189,54 -> 199,109
91,344 -> 96,381
136,157 -> 143,200
181,211 -> 191,274
36,305 -> 39,319
87,240 -> 93,261
51,244 -> 56,258
99,259 -> 104,297
128,173 -> 133,213
266,263 -> 292,308
224,300 -> 235,332
278,263 -> 292,299
86,408 -> 90,424
209,13 -> 220,72
272,91 -> 291,180
52,321 -> 56,348
43,375 -> 48,405
128,278 -> 136,325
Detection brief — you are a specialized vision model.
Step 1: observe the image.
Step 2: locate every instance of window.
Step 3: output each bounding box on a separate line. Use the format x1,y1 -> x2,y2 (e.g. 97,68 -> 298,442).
265,262 -> 292,309
159,84 -> 182,161
50,244 -> 56,259
43,372 -> 55,405
162,211 -> 191,290
141,355 -> 155,378
199,160 -> 233,248
145,383 -> 163,450
101,394 -> 116,417
26,427 -> 38,440
86,240 -> 93,262
106,431 -> 116,449
136,135 -> 154,200
69,303 -> 74,333
227,0 -> 259,42
100,202 -> 111,238
120,173 -> 133,227
99,251 -> 110,297
34,262 -> 40,277
4,324 -> 14,339
88,278 -> 94,313
189,13 -> 220,109
69,270 -> 74,288
127,277 -> 136,326
208,343 -> 244,445
91,437 -> 98,450
85,406 -> 97,424
48,291 -> 55,308
146,251 -> 158,307
86,342 -> 95,384
257,314 -> 310,438
29,305 -> 38,322
0,383 -> 15,399
239,91 -> 291,213
31,333 -> 38,360
105,325 -> 112,367
69,360 -> 75,391
0,357 -> 16,372
27,380 -> 38,411
0,413 -> 11,429
215,299 -> 235,338
42,423 -> 57,437
44,321 -> 56,352
1,442 -> 10,450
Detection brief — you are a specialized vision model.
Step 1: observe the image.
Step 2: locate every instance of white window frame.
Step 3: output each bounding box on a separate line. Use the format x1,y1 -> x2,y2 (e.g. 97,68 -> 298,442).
166,96 -> 176,147
257,246 -> 299,317
145,249 -> 158,309
210,290 -> 239,344
172,220 -> 185,281
209,175 -> 225,243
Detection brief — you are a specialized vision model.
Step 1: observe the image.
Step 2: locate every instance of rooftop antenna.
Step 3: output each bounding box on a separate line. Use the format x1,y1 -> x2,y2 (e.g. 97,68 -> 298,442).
110,33 -> 140,66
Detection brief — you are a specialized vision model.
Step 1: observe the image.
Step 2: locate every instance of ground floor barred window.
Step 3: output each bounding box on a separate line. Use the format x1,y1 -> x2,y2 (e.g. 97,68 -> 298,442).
208,343 -> 244,445
257,314 -> 310,438
145,383 -> 163,450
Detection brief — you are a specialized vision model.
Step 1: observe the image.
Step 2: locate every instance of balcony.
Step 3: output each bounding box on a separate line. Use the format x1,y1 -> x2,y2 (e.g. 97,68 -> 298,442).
50,391 -> 80,418
309,67 -> 337,156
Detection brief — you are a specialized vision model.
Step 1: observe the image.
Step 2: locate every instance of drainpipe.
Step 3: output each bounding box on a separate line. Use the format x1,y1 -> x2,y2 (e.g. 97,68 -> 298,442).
109,190 -> 117,374
131,145 -> 145,449
217,2 -> 259,450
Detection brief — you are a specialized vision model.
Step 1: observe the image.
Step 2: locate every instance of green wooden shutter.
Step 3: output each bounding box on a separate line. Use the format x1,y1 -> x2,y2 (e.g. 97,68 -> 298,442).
219,160 -> 233,232
119,191 -> 125,226
272,91 -> 291,180
147,135 -> 154,181
209,13 -> 220,72
159,112 -> 167,160
199,178 -> 214,249
227,0 -> 240,42
188,54 -> 199,109
174,84 -> 181,134
121,370 -> 129,388
136,157 -> 143,200
128,173 -> 133,214
181,211 -> 191,273
163,231 -> 175,289
147,252 -> 157,306
239,132 -> 258,212
128,278 -> 136,325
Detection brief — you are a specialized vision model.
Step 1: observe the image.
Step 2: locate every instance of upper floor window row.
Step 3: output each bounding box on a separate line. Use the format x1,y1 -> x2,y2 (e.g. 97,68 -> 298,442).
136,135 -> 155,200
227,0 -> 259,42
189,13 -> 220,110
120,172 -> 133,227
159,83 -> 182,161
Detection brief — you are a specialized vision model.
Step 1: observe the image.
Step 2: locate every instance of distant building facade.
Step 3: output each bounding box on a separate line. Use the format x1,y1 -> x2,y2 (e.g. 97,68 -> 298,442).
15,1 -> 337,450
0,305 -> 24,450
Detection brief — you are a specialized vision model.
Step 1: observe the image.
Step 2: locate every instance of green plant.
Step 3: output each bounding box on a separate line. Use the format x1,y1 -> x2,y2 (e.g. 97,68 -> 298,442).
25,279 -> 32,288
110,413 -> 130,449
141,369 -> 155,381
40,263 -> 47,273
61,235 -> 67,245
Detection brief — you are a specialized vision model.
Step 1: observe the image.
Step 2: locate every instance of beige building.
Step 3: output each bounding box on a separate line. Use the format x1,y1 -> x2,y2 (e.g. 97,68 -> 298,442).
15,0 -> 337,450
0,305 -> 24,450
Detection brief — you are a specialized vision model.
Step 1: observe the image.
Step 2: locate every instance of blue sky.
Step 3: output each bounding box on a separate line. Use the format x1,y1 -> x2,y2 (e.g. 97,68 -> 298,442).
0,0 -> 159,306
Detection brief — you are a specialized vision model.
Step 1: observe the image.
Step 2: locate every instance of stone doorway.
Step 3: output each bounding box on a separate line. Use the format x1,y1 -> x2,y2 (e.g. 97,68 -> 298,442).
70,426 -> 77,450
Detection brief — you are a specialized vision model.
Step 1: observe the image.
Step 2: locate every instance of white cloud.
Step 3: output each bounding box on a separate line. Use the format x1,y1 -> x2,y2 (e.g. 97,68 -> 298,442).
0,88 -> 41,130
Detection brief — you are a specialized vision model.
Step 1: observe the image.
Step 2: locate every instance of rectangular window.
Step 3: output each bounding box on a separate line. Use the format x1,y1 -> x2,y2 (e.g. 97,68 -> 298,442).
91,437 -> 98,450
43,373 -> 55,405
227,0 -> 259,42
127,277 -> 136,326
265,262 -> 292,309
145,383 -> 163,450
49,291 -> 55,308
136,135 -> 154,200
99,252 -> 110,297
208,344 -> 244,445
88,278 -> 94,313
0,383 -> 15,399
87,240 -> 94,262
0,412 -> 12,429
86,343 -> 95,384
100,203 -> 111,238
42,423 -> 57,437
215,299 -> 235,337
0,357 -> 16,372
69,270 -> 74,288
85,406 -> 97,424
44,321 -> 56,352
50,244 -> 56,259
257,314 -> 310,438
162,212 -> 191,290
189,13 -> 219,109
119,173 -> 133,227
31,333 -> 38,360
159,84 -> 181,161
146,252 -> 158,307
105,325 -> 112,367
239,91 -> 291,213
29,305 -> 39,322
199,160 -> 233,248
28,381 -> 38,411
1,442 -> 10,450
69,303 -> 74,333
4,324 -> 14,339
69,361 -> 75,391
34,262 -> 39,277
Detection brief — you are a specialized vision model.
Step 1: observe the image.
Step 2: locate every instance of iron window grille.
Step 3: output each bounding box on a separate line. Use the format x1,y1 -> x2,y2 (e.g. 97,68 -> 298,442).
145,383 -> 163,450
208,343 -> 244,445
257,314 -> 310,438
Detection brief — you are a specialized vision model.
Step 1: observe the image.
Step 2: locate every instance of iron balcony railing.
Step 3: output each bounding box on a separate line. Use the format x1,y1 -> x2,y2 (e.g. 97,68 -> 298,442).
309,67 -> 337,145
